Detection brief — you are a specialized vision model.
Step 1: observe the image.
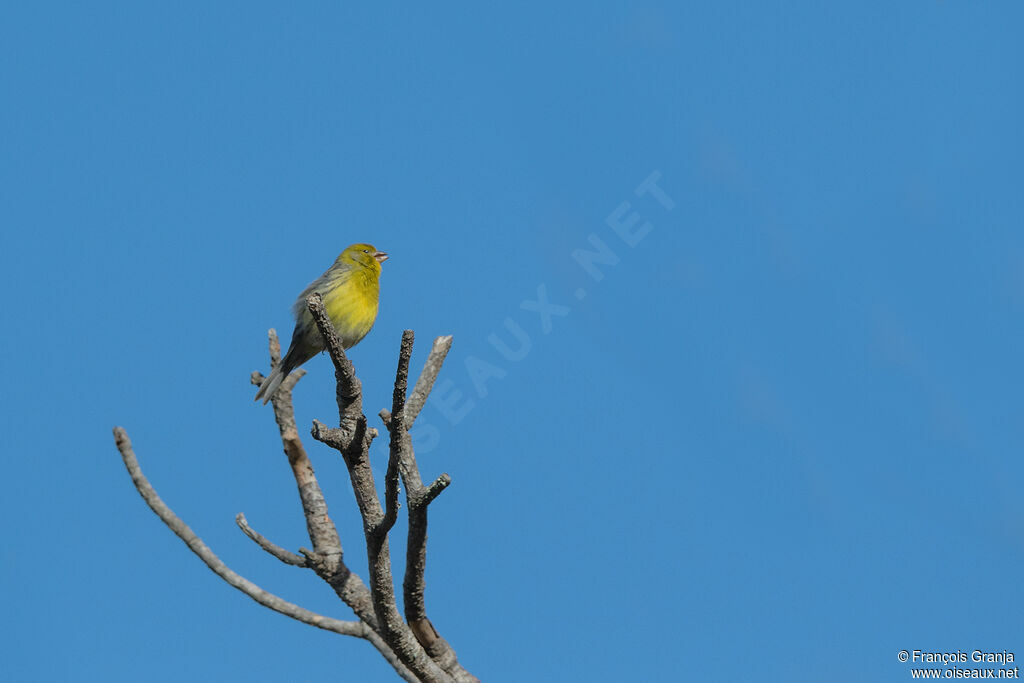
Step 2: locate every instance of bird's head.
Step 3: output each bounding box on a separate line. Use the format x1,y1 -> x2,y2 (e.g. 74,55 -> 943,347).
339,243 -> 388,273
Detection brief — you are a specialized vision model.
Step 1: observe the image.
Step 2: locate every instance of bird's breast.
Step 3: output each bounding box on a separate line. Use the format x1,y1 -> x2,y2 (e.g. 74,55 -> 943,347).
323,268 -> 380,348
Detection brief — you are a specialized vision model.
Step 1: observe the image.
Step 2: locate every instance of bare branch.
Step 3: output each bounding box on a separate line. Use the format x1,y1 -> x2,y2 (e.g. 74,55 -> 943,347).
365,631 -> 420,683
236,513 -> 308,568
381,451 -> 401,535
305,293 -> 363,435
258,330 -> 380,633
380,331 -> 414,534
368,334 -> 475,682
403,501 -> 433,634
280,368 -> 306,393
391,330 -> 415,431
364,630 -> 419,683
112,427 -> 365,639
402,474 -> 473,682
259,330 -> 343,559
403,487 -> 444,639
405,335 -> 453,424
369,332 -> 474,681
357,500 -> 447,681
422,474 -> 452,506
117,319 -> 478,682
305,310 -> 450,682
268,326 -> 282,364
310,419 -> 346,450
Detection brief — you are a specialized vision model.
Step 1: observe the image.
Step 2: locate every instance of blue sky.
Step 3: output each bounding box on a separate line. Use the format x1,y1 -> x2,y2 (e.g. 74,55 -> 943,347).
2,2 -> 1023,681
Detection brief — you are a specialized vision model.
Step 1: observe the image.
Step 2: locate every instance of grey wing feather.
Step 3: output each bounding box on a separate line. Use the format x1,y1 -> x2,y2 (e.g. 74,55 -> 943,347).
291,271 -> 331,318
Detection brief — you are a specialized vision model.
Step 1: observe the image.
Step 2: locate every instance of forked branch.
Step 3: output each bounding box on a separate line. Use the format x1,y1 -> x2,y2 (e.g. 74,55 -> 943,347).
112,427 -> 364,639
305,294 -> 451,683
114,303 -> 475,682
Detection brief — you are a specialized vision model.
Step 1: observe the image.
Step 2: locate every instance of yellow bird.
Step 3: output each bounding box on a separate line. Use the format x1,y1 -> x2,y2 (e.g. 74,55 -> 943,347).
255,243 -> 388,404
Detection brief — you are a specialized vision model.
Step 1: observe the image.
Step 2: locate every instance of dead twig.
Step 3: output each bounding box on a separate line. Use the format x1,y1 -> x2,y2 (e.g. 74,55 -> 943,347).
117,312 -> 473,682
112,427 -> 365,639
306,295 -> 450,683
235,513 -> 308,567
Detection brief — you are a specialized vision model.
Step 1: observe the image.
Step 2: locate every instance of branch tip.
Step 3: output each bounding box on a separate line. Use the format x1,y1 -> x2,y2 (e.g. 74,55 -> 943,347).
118,324 -> 473,682
404,334 -> 454,425
112,428 -> 363,637
280,368 -> 306,392
423,474 -> 452,505
236,512 -> 309,567
268,328 -> 281,366
306,292 -> 364,429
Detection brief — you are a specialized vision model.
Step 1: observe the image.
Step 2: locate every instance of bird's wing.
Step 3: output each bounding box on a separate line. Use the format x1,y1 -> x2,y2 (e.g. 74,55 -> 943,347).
290,265 -> 351,319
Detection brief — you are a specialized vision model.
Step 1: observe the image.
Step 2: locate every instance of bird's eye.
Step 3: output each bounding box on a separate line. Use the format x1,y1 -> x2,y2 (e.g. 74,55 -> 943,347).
363,249 -> 370,254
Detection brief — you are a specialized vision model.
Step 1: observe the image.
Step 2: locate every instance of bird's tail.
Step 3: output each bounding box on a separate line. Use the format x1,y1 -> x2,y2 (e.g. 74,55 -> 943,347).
254,366 -> 284,404
254,362 -> 291,405
255,324 -> 317,405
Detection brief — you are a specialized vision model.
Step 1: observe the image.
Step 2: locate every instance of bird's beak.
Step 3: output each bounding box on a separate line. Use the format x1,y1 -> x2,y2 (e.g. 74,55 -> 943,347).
374,251 -> 389,264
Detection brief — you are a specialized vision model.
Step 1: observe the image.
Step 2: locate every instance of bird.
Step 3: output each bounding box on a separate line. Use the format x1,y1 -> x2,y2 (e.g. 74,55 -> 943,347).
255,243 -> 388,404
